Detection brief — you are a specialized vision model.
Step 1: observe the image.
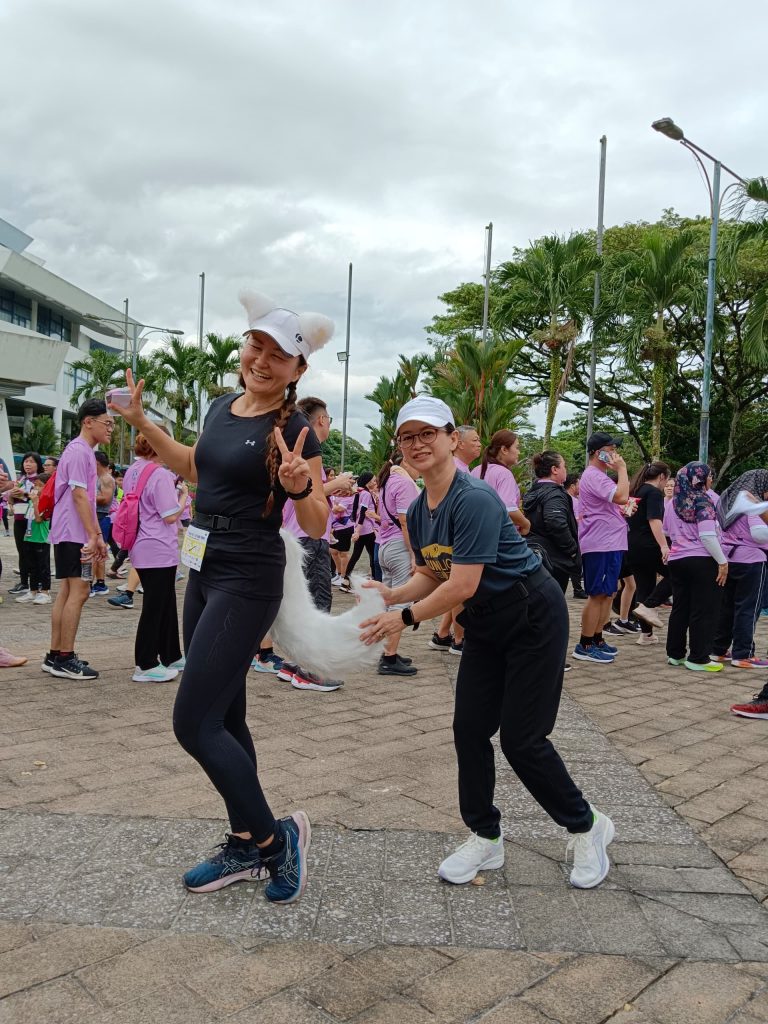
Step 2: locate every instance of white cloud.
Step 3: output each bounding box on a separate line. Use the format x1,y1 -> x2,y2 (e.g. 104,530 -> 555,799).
1,0 -> 766,450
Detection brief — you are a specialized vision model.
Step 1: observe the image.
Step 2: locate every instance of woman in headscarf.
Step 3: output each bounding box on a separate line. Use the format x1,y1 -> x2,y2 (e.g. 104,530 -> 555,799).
711,470 -> 768,669
666,462 -> 728,672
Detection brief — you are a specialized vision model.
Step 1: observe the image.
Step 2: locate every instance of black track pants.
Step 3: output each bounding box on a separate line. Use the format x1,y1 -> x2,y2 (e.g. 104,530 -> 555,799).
134,565 -> 182,671
173,571 -> 281,839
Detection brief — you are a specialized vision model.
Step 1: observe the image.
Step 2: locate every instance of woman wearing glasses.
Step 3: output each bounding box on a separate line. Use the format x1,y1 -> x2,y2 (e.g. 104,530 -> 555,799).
360,396 -> 613,889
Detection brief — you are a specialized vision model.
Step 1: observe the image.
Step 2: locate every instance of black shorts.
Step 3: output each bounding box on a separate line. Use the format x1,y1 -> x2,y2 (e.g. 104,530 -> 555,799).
332,527 -> 354,553
54,541 -> 85,579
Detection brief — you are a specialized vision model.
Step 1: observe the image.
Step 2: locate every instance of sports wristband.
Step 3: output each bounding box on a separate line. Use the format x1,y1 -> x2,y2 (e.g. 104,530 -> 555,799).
284,478 -> 313,501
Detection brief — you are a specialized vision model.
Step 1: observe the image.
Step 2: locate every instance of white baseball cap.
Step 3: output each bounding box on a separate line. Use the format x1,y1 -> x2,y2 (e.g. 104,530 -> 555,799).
396,396 -> 455,432
239,289 -> 334,362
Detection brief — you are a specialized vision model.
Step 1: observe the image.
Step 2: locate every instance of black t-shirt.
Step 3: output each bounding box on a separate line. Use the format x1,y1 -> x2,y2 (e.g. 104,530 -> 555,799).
407,471 -> 541,607
628,483 -> 665,549
193,393 -> 321,597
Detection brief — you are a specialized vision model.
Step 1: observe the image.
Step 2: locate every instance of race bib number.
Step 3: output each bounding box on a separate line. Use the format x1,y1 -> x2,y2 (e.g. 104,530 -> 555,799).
181,525 -> 209,571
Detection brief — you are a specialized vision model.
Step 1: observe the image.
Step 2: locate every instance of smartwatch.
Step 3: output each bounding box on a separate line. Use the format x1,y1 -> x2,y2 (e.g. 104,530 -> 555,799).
401,605 -> 420,630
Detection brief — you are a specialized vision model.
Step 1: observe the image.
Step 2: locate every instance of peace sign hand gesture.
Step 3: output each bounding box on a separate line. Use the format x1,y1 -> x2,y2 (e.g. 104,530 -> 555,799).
275,427 -> 311,494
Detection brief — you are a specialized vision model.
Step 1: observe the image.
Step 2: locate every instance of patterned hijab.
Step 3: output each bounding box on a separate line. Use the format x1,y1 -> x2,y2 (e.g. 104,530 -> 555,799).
673,462 -> 717,524
717,469 -> 768,530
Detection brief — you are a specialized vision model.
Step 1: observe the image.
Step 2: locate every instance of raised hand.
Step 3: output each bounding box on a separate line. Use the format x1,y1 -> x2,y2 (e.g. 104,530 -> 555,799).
275,426 -> 311,494
107,369 -> 148,429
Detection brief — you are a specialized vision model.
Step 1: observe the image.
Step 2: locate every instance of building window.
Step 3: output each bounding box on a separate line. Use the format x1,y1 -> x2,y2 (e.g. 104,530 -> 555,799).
37,305 -> 71,343
0,286 -> 32,328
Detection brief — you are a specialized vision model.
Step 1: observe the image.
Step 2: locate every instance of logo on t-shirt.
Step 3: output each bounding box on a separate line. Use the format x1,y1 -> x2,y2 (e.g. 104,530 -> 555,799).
244,439 -> 256,447
420,542 -> 453,580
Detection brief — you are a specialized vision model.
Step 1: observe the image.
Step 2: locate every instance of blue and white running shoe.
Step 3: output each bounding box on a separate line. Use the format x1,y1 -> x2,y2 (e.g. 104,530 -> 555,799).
573,644 -> 615,664
183,834 -> 268,893
263,811 -> 311,904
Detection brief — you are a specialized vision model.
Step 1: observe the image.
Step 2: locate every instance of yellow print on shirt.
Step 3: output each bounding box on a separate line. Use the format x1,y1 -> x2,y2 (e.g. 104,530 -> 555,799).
421,542 -> 453,580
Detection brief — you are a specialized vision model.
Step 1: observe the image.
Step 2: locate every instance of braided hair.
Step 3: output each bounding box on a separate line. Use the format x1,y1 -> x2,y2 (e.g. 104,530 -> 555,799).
262,379 -> 299,518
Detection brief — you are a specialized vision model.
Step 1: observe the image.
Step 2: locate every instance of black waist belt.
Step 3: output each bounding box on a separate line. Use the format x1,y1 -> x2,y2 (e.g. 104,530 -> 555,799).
193,513 -> 263,532
464,565 -> 551,618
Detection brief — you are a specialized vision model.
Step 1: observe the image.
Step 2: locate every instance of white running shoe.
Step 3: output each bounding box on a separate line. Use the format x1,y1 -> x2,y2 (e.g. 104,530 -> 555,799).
15,591 -> 37,603
566,808 -> 615,888
331,574 -> 343,586
132,665 -> 180,683
33,592 -> 52,605
636,633 -> 660,645
634,604 -> 663,629
438,832 -> 504,884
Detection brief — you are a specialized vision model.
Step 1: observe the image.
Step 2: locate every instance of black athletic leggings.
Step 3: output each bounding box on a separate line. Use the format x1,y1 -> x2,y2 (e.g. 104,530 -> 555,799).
134,565 -> 182,671
345,532 -> 376,578
173,571 -> 281,839
13,518 -> 30,587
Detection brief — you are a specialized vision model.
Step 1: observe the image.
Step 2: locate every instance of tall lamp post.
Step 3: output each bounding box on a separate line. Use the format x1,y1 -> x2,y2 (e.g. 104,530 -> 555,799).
651,118 -> 746,463
84,314 -> 184,461
337,263 -> 352,473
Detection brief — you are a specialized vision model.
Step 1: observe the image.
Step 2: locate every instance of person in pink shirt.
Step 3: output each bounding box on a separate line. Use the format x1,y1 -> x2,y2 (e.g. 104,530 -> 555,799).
666,461 -> 728,672
45,398 -> 112,680
573,433 -> 629,665
712,469 -> 768,671
339,472 -> 379,592
470,430 -> 530,537
123,430 -> 188,683
453,426 -> 482,474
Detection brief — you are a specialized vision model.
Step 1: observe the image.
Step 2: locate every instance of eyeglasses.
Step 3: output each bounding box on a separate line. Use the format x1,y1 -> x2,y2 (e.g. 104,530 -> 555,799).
91,418 -> 115,431
398,428 -> 440,449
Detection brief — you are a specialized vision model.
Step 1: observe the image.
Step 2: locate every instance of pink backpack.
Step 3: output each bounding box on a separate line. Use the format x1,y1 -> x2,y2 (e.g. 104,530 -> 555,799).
112,462 -> 159,550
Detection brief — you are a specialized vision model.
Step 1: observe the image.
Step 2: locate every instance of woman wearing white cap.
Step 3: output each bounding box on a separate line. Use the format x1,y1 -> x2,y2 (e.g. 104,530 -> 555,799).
111,291 -> 333,906
360,396 -> 614,889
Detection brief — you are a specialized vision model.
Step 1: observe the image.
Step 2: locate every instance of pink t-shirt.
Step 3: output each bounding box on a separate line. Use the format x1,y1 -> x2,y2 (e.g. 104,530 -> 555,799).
667,517 -> 719,561
355,489 -> 376,537
283,467 -> 331,542
571,495 -> 581,521
50,437 -> 97,546
122,459 -> 180,568
330,495 -> 354,532
454,456 -> 470,474
470,464 -> 520,512
577,465 -> 628,554
378,472 -> 419,546
722,514 -> 768,564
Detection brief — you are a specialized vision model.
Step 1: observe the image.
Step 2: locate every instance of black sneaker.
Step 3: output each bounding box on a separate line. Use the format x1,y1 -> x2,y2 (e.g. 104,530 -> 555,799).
572,589 -> 588,600
603,622 -> 626,637
616,618 -> 641,634
395,653 -> 413,666
429,632 -> 453,651
50,655 -> 99,680
449,640 -> 464,656
43,653 -> 90,674
8,584 -> 29,596
108,592 -> 134,609
338,579 -> 353,594
378,657 -> 418,676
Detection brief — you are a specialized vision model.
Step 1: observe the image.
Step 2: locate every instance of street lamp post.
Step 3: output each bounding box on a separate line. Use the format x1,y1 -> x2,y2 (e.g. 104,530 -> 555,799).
337,263 -> 353,473
84,314 -> 184,461
651,118 -> 746,464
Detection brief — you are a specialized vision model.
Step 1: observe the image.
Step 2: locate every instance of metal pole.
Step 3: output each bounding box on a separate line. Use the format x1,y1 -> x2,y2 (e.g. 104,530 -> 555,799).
129,323 -> 139,460
481,222 -> 493,343
120,298 -> 129,465
197,272 -> 205,435
587,136 -> 607,450
699,160 -> 721,465
340,263 -> 352,472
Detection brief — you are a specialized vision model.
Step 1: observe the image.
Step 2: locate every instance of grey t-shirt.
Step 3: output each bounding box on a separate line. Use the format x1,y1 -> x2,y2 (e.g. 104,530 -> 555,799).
406,471 -> 541,606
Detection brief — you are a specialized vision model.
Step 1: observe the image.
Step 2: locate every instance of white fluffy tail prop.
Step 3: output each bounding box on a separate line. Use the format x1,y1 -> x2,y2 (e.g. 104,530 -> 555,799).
270,530 -> 386,679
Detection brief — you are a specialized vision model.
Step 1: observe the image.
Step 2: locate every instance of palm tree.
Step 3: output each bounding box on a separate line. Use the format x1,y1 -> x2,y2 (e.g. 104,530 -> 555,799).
605,228 -> 701,458
425,333 -> 529,443
364,372 -> 415,467
68,349 -> 124,408
731,177 -> 768,367
200,333 -> 241,400
150,337 -> 202,440
496,234 -> 601,447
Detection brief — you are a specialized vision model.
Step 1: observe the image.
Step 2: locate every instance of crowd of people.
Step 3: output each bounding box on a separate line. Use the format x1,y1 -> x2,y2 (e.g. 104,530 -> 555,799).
1,286 -> 768,901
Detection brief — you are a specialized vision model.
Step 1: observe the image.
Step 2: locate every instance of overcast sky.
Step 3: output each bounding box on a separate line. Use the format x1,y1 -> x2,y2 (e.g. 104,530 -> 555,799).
2,0 -> 766,443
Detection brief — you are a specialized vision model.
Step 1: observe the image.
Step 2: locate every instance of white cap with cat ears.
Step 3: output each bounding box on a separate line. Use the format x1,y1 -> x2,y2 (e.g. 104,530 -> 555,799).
239,289 -> 335,362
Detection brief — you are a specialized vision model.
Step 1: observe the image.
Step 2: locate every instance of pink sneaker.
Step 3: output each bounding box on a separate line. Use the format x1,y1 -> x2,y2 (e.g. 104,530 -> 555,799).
0,647 -> 28,668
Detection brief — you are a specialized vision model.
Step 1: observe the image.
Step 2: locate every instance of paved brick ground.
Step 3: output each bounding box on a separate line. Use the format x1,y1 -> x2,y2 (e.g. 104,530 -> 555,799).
3,534 -> 768,1022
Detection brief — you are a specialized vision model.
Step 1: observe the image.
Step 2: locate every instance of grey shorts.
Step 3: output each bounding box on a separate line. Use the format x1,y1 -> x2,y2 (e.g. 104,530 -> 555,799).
298,537 -> 332,613
378,537 -> 412,610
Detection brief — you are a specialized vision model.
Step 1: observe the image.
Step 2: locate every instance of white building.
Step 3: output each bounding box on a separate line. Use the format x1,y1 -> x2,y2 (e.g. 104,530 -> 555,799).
0,217 -> 165,471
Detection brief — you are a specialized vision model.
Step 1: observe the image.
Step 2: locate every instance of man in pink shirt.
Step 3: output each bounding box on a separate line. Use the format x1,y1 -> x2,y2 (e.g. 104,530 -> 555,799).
45,399 -> 112,680
453,426 -> 481,474
573,433 -> 629,665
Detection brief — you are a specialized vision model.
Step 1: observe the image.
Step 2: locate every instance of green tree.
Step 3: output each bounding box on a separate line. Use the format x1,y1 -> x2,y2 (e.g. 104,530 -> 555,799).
11,415 -> 62,457
364,372 -> 415,467
68,349 -> 124,408
320,429 -> 370,475
424,333 -> 531,443
495,233 -> 601,447
200,333 -> 241,400
604,228 -> 701,458
150,337 -> 202,440
731,177 -> 768,367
